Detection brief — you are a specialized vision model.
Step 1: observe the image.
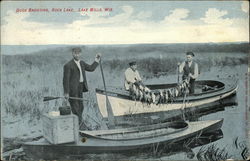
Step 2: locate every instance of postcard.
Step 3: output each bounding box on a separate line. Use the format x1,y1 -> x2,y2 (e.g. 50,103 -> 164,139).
1,1 -> 249,160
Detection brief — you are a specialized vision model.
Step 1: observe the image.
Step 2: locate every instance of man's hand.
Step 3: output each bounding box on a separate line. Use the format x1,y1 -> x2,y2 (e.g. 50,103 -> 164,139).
64,93 -> 69,99
95,53 -> 101,63
63,93 -> 69,106
177,62 -> 181,66
189,73 -> 194,79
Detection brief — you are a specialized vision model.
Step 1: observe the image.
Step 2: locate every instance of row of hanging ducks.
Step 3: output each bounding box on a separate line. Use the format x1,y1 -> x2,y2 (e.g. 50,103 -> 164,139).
129,79 -> 190,105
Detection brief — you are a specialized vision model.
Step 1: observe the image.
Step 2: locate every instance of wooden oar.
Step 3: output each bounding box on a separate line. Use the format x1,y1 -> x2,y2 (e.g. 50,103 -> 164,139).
182,76 -> 190,121
99,58 -> 115,129
177,64 -> 180,84
181,89 -> 187,121
181,76 -> 190,121
43,96 -> 88,102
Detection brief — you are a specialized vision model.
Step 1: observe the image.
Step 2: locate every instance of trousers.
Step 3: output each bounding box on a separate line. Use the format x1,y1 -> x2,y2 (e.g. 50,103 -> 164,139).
189,79 -> 195,94
69,82 -> 84,124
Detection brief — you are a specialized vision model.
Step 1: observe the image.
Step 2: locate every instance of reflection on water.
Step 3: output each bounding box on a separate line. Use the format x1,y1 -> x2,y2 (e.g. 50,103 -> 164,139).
184,94 -> 238,122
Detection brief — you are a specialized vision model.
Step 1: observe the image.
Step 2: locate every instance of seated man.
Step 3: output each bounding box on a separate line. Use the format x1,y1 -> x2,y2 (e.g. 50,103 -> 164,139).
124,61 -> 149,99
124,61 -> 143,90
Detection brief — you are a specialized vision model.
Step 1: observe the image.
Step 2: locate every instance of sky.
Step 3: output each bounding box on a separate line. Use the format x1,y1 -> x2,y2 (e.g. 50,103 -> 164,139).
1,1 -> 249,45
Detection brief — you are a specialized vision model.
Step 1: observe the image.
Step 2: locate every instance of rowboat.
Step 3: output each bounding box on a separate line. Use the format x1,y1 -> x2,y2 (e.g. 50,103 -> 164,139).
22,119 -> 223,160
96,78 -> 237,121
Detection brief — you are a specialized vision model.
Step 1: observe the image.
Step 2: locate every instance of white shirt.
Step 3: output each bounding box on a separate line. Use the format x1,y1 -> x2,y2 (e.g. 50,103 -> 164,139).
74,60 -> 84,82
124,67 -> 142,90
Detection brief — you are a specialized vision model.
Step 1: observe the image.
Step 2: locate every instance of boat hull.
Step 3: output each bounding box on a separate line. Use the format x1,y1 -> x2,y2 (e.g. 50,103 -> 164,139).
110,94 -> 237,125
23,119 -> 223,160
96,79 -> 237,119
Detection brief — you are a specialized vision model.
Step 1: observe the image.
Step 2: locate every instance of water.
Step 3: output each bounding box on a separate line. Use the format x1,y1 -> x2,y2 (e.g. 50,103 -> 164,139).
197,66 -> 248,159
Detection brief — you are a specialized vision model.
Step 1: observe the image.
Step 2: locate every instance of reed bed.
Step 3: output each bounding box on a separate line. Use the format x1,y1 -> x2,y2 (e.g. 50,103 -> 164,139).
197,144 -> 232,161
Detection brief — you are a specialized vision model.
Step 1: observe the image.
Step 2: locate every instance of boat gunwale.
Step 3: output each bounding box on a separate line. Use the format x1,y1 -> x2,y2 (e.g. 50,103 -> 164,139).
81,119 -> 224,144
80,121 -> 188,141
23,119 -> 223,146
146,80 -> 226,95
95,80 -> 237,102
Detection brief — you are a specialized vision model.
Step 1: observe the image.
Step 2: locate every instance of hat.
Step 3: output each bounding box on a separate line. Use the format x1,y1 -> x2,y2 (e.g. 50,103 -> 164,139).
186,52 -> 194,57
129,61 -> 136,66
72,47 -> 82,52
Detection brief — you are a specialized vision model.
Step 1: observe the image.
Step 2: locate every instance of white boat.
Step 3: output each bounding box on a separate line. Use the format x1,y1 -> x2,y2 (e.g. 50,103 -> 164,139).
96,78 -> 237,120
22,119 -> 223,160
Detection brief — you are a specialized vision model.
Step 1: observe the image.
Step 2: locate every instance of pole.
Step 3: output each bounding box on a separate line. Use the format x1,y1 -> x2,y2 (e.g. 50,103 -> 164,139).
177,64 -> 180,84
43,96 -> 88,102
99,58 -> 115,128
181,76 -> 191,121
181,89 -> 187,121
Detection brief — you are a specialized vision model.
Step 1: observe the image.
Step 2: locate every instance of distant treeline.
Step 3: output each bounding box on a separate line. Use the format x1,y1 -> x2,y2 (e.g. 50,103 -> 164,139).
104,56 -> 247,79
2,43 -> 248,73
2,42 -> 249,56
107,42 -> 249,54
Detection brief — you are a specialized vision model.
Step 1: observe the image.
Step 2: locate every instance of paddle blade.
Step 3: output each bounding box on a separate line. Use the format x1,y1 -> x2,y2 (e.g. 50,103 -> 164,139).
106,97 -> 115,128
99,59 -> 116,128
43,96 -> 60,102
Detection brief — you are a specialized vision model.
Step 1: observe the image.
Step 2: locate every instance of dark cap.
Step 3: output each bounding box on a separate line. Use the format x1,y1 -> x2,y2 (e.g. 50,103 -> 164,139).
186,51 -> 194,57
72,47 -> 82,52
129,61 -> 136,66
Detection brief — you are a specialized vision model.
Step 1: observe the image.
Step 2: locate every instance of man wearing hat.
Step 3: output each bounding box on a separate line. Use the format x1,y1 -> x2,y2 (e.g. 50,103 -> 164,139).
63,47 -> 101,125
179,52 -> 199,94
124,61 -> 144,91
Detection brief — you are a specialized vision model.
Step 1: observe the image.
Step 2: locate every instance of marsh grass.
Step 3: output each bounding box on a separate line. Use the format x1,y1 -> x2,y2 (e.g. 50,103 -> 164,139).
197,144 -> 232,161
2,66 -> 64,122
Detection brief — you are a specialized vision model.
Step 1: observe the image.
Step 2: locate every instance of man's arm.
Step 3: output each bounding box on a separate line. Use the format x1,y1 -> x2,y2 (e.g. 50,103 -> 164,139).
135,71 -> 142,82
63,64 -> 70,94
83,61 -> 99,72
179,62 -> 185,73
83,54 -> 100,72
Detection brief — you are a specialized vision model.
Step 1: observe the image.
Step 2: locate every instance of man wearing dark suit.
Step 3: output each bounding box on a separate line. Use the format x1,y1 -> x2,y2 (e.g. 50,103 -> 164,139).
63,47 -> 100,124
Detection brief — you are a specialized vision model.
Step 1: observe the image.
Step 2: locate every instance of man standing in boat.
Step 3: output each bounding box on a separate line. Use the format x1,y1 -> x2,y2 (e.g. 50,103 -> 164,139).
63,47 -> 101,125
179,52 -> 199,94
